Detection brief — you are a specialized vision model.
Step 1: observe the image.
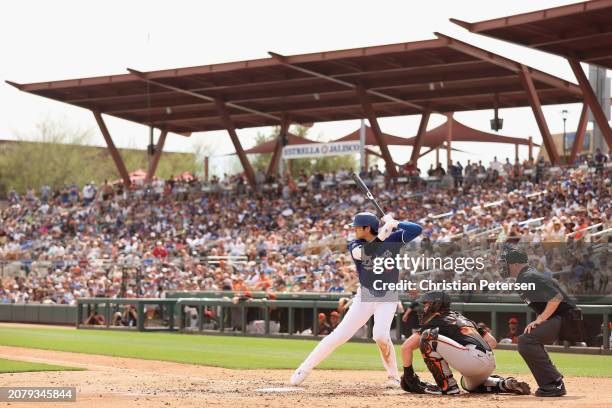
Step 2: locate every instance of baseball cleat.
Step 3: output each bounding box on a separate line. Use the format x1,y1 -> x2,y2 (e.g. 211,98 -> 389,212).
442,384 -> 461,395
289,366 -> 311,386
503,377 -> 531,395
384,376 -> 401,388
535,380 -> 566,397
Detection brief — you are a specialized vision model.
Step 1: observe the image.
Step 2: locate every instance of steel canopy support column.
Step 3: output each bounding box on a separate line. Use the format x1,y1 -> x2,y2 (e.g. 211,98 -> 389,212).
408,111 -> 431,166
515,144 -> 519,163
568,59 -> 612,150
147,130 -> 167,181
93,111 -> 131,186
215,100 -> 257,187
356,88 -> 399,178
204,156 -> 209,182
518,65 -> 560,165
446,113 -> 453,169
528,136 -> 533,161
267,115 -> 290,178
569,104 -> 589,165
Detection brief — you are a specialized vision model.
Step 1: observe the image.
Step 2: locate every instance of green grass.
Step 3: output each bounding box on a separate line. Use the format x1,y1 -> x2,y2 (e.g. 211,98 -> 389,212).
0,326 -> 610,377
0,357 -> 82,374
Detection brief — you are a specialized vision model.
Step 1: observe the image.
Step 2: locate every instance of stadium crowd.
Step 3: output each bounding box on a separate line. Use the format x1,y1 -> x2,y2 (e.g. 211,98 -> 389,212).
0,154 -> 610,307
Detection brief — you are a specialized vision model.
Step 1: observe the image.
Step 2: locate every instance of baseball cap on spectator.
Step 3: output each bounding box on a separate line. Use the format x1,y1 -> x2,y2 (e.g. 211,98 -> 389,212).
508,317 -> 519,324
318,313 -> 326,320
330,311 -> 339,318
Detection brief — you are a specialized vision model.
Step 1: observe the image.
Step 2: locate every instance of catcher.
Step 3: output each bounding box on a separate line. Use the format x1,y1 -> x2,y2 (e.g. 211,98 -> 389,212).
399,291 -> 531,396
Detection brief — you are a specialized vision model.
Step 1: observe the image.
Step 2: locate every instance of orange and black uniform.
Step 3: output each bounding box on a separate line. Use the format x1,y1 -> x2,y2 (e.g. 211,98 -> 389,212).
420,311 -> 491,353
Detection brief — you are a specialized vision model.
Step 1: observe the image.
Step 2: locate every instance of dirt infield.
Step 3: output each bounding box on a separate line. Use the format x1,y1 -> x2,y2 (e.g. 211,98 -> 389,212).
0,346 -> 610,408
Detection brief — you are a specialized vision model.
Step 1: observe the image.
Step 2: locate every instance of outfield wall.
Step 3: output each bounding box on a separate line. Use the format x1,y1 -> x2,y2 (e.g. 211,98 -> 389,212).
0,303 -> 76,325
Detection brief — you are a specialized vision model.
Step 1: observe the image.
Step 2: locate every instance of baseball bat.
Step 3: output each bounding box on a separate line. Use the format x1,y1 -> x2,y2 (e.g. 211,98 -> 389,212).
350,172 -> 385,218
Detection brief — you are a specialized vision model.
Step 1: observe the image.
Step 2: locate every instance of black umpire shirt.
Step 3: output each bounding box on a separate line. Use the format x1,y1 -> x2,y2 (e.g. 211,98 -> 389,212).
516,266 -> 575,316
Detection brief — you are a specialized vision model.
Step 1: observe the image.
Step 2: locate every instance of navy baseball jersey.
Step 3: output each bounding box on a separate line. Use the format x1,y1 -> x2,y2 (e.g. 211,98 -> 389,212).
348,221 -> 422,290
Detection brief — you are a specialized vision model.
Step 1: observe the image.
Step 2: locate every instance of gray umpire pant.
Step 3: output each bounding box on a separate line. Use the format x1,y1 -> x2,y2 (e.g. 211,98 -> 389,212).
517,315 -> 563,387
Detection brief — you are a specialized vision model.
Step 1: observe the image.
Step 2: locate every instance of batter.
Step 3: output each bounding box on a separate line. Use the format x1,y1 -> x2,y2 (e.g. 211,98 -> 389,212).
290,211 -> 422,387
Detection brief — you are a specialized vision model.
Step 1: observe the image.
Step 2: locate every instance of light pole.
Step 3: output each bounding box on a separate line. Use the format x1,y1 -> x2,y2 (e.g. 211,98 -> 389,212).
561,109 -> 568,164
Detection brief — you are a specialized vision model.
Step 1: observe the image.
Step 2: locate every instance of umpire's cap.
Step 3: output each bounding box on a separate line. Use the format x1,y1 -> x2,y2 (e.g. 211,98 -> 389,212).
348,212 -> 379,233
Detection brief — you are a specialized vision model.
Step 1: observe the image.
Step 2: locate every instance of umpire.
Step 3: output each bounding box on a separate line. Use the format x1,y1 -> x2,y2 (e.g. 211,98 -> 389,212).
499,246 -> 581,397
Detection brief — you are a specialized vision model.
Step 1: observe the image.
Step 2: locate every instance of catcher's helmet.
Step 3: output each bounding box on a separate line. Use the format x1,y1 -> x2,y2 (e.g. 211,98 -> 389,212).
348,212 -> 379,233
418,291 -> 451,324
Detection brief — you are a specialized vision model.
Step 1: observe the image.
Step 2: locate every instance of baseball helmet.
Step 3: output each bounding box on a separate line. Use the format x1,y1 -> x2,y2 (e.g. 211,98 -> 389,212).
497,244 -> 528,277
348,212 -> 379,233
418,291 -> 451,324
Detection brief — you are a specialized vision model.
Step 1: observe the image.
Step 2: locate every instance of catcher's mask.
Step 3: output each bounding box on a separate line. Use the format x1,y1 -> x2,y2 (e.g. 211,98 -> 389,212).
497,244 -> 528,278
418,291 -> 451,325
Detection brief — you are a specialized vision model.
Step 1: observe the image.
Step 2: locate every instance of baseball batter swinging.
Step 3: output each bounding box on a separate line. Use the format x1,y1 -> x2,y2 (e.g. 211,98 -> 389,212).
399,291 -> 531,395
290,211 -> 422,387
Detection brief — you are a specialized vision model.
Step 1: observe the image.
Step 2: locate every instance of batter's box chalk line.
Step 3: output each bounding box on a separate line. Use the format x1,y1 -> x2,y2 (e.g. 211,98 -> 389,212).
255,387 -> 303,393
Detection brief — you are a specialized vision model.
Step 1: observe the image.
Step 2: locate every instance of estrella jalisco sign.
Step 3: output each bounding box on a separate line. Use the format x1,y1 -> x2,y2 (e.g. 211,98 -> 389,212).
282,141 -> 361,159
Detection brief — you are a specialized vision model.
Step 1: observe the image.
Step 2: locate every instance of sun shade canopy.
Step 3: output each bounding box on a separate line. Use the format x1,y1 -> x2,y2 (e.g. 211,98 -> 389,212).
242,133 -> 319,155
452,0 -> 612,69
332,126 -> 413,146
7,34 -> 582,136
404,117 -> 539,147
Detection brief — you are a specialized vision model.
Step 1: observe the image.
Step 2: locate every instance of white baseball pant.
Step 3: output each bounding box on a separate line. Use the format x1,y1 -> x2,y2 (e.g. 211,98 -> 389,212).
298,287 -> 398,378
425,334 -> 496,390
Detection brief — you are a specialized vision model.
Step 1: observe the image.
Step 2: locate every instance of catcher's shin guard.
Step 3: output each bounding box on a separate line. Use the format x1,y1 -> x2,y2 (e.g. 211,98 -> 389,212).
420,328 -> 458,393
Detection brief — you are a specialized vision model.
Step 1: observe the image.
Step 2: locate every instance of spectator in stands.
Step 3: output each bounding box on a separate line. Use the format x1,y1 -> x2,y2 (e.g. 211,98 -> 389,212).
450,161 -> 463,188
328,277 -> 344,293
544,218 -> 566,242
535,156 -> 546,183
593,148 -> 608,175
152,241 -> 168,259
0,156 -> 609,303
